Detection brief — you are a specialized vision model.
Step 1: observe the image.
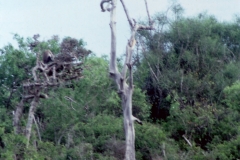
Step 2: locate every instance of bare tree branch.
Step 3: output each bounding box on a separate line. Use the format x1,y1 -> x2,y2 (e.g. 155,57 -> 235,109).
162,142 -> 167,159
132,116 -> 143,125
148,62 -> 159,82
144,0 -> 152,25
33,115 -> 41,141
64,96 -> 77,111
182,135 -> 193,147
119,0 -> 134,28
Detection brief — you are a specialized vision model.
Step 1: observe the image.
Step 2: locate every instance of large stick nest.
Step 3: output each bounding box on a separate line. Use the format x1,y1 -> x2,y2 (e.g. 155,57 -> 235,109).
24,36 -> 91,97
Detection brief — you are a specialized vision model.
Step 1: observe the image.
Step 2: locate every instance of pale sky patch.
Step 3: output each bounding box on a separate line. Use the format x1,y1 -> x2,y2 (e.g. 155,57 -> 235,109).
0,0 -> 239,56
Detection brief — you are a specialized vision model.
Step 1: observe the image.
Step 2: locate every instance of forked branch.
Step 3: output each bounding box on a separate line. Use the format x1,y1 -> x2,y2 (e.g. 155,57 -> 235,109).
100,0 -> 153,159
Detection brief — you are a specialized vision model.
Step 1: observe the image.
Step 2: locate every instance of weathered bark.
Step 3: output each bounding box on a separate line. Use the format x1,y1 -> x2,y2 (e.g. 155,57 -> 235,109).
108,0 -> 136,159
33,115 -> 41,141
122,88 -> 135,160
13,100 -> 24,134
25,97 -> 39,148
100,0 -> 154,158
100,0 -> 152,159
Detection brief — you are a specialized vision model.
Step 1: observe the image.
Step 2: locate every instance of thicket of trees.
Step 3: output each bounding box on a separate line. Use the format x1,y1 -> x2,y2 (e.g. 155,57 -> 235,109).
0,4 -> 240,160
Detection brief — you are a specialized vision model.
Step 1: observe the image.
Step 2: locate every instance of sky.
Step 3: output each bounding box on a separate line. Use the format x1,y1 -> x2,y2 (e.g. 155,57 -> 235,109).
0,0 -> 239,56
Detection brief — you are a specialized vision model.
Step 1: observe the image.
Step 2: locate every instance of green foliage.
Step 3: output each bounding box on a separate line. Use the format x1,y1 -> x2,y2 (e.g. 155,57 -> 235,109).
79,115 -> 124,152
80,56 -> 122,116
135,123 -> 166,158
132,87 -> 151,120
134,10 -> 240,159
136,12 -> 240,122
0,37 -> 35,111
0,131 -> 26,160
24,142 -> 67,160
209,135 -> 240,160
223,80 -> 240,111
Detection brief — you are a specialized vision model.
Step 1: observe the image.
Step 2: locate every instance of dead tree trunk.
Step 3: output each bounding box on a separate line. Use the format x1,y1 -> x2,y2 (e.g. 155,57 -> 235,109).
13,100 -> 25,134
25,97 -> 39,148
13,95 -> 34,134
100,0 -> 153,159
